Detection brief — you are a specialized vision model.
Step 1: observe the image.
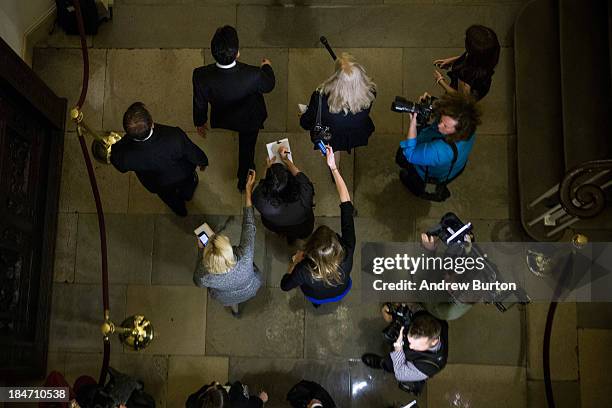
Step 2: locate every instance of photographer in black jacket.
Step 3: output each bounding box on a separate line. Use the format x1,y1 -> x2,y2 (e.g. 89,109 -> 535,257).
361,308 -> 448,395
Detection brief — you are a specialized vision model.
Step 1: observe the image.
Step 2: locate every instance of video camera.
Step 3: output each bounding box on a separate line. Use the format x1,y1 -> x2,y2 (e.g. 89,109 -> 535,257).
427,213 -> 530,312
382,302 -> 413,343
391,95 -> 437,127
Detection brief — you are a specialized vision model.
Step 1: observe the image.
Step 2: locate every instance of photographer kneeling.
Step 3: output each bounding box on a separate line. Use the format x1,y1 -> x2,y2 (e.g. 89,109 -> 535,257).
395,92 -> 481,202
361,306 -> 448,395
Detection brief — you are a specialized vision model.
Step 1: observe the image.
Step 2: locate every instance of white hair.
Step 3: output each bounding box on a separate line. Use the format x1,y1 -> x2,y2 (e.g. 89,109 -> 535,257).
320,53 -> 377,115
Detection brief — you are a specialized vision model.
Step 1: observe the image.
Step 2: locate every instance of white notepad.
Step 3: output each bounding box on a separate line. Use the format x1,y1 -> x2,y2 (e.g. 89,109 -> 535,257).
266,138 -> 293,164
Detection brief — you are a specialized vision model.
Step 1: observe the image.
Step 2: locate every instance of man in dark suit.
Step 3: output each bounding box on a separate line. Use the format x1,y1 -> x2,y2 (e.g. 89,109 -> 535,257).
192,25 -> 275,191
111,102 -> 208,217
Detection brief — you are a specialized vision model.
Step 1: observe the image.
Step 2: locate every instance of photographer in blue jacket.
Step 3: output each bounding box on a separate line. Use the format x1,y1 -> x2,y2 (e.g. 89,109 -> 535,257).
396,92 -> 481,201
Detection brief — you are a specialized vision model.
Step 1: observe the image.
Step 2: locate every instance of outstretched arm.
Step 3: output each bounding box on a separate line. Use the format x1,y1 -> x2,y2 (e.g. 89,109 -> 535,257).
326,146 -> 350,203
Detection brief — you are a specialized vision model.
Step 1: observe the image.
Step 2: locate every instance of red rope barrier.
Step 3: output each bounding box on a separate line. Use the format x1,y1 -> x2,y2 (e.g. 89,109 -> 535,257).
71,0 -> 111,385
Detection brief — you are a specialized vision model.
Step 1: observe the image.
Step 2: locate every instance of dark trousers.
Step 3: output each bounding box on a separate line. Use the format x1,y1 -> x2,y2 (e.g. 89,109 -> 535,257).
396,147 -> 426,196
238,130 -> 259,187
157,172 -> 198,216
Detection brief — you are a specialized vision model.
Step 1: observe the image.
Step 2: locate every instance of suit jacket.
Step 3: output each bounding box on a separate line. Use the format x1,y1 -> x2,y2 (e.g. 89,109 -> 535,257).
287,380 -> 336,408
192,62 -> 275,132
185,382 -> 263,408
110,123 -> 208,193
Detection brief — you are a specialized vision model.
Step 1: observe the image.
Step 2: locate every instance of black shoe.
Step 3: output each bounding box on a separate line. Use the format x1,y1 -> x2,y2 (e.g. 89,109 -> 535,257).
230,305 -> 241,318
172,205 -> 188,217
361,353 -> 383,369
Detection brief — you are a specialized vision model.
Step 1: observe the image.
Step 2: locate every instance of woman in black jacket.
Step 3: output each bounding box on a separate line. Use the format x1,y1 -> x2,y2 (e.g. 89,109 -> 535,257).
280,146 -> 354,306
252,146 -> 315,242
433,25 -> 500,101
299,53 -> 377,167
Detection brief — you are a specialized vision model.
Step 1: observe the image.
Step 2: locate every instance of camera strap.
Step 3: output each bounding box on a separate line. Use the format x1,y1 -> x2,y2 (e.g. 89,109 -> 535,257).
315,89 -> 324,128
424,137 -> 459,184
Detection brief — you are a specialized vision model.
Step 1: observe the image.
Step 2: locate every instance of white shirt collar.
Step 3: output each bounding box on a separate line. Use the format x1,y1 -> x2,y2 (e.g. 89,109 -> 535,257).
134,127 -> 154,142
216,60 -> 237,69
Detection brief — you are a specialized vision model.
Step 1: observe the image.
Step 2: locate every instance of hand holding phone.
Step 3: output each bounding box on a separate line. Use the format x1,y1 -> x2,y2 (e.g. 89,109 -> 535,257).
194,222 -> 214,247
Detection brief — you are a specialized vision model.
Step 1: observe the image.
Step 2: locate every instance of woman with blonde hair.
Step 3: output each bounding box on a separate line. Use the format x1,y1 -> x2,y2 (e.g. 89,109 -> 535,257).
299,53 -> 377,166
280,146 -> 355,307
193,170 -> 262,317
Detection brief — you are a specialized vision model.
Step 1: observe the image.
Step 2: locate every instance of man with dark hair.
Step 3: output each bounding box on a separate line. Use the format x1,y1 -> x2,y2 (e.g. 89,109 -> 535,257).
185,381 -> 268,408
361,309 -> 448,395
111,102 -> 208,216
192,25 -> 275,191
396,92 -> 481,201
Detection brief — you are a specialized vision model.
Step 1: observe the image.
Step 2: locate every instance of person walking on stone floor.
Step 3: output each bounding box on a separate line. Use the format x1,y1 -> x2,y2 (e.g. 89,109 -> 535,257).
280,146 -> 355,307
433,25 -> 500,101
252,146 -> 315,244
299,52 -> 376,173
192,25 -> 275,192
186,380 -> 268,408
111,102 -> 208,217
193,170 -> 262,317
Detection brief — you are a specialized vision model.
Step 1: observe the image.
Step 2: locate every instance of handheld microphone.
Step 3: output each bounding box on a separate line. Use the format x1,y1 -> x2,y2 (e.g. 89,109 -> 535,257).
319,36 -> 337,61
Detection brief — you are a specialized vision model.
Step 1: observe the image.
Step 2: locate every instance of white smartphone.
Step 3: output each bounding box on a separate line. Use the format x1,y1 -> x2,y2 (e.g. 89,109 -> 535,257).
194,222 -> 214,246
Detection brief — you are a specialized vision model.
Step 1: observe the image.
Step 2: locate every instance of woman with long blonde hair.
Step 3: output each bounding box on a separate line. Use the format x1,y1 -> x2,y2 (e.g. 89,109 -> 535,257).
193,170 -> 262,317
280,146 -> 355,307
299,53 -> 377,167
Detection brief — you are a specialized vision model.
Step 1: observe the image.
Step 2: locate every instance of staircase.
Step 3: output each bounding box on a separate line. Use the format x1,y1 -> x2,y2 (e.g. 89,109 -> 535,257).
515,0 -> 612,241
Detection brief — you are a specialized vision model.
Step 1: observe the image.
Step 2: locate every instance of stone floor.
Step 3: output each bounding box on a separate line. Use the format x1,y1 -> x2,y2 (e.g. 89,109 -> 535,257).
17,0 -> 612,407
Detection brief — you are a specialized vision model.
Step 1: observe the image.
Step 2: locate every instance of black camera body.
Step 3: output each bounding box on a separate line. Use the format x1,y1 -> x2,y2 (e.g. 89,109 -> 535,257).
382,303 -> 413,343
391,95 -> 437,127
310,125 -> 332,156
427,212 -> 473,248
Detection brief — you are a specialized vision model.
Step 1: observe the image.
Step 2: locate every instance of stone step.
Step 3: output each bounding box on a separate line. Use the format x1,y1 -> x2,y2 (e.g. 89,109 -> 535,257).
559,0 -> 612,169
515,0 -> 565,240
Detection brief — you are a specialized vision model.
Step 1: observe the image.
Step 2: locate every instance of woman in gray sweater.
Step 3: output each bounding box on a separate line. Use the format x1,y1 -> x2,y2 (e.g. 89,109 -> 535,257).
194,170 -> 262,317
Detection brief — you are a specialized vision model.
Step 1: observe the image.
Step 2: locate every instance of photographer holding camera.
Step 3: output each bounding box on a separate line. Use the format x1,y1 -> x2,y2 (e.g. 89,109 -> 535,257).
361,306 -> 448,395
395,92 -> 481,201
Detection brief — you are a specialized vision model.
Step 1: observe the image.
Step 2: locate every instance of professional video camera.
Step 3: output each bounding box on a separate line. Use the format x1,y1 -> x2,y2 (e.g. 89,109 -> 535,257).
391,95 -> 437,127
426,212 -> 530,312
381,302 -> 413,343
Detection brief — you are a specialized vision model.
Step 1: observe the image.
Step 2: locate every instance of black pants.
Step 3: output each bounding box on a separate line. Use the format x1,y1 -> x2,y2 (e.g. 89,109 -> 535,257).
261,212 -> 315,242
157,172 -> 198,216
395,147 -> 426,196
238,130 -> 259,187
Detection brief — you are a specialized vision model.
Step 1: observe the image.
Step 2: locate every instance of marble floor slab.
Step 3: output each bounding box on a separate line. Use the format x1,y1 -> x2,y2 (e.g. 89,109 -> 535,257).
304,290 -> 389,359
426,364 -> 527,408
93,4 -> 236,48
167,355 -> 229,408
527,380 -> 580,408
59,133 -> 130,214
125,285 -> 207,355
237,4 -> 520,48
151,215 -> 202,285
578,329 -> 612,407
447,304 -> 526,366
526,302 -> 578,380
75,213 -> 154,284
103,49 -> 204,132
348,359 -> 428,408
205,288 -> 305,358
32,48 -> 107,130
49,283 -> 127,352
54,212 -> 78,283
187,131 -> 244,215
